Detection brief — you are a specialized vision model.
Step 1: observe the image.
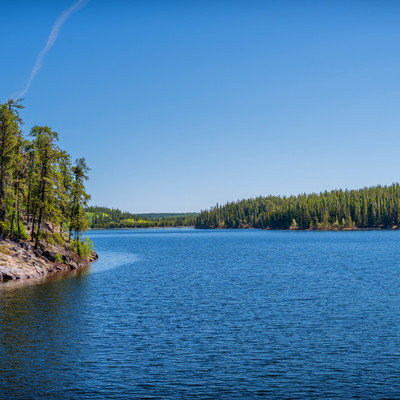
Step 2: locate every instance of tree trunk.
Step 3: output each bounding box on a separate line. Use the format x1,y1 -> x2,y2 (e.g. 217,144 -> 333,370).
34,158 -> 47,249
31,205 -> 37,241
9,206 -> 15,239
35,207 -> 43,249
17,183 -> 21,239
9,184 -> 18,239
0,131 -> 6,240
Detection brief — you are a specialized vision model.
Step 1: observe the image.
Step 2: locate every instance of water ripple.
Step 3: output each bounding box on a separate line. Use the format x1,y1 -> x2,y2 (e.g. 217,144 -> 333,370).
1,229 -> 400,399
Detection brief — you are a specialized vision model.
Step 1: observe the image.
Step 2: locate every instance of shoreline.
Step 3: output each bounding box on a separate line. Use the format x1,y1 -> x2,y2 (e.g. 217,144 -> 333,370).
0,239 -> 98,283
90,226 -> 400,231
89,226 -> 194,230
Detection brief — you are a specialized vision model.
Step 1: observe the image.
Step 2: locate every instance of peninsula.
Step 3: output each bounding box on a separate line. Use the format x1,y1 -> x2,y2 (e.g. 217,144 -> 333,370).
0,99 -> 96,282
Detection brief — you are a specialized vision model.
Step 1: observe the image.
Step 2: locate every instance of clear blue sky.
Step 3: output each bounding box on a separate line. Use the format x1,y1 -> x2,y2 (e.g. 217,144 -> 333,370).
2,0 -> 400,212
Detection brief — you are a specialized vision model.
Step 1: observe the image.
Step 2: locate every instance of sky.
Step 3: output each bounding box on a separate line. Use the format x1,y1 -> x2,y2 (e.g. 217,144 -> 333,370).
2,0 -> 400,213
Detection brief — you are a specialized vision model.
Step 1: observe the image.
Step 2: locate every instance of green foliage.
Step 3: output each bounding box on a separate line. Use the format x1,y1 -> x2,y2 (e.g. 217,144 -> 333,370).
38,232 -> 65,246
71,237 -> 94,258
0,99 -> 24,239
54,253 -> 63,263
51,232 -> 64,246
0,218 -> 29,241
0,99 -> 92,252
85,206 -> 197,229
11,223 -> 29,241
69,158 -> 90,240
195,184 -> 400,230
0,245 -> 11,255
38,231 -> 54,245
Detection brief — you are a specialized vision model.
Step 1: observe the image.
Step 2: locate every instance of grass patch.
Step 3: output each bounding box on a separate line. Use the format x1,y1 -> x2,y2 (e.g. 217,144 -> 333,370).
54,253 -> 63,263
71,237 -> 94,258
0,245 -> 11,256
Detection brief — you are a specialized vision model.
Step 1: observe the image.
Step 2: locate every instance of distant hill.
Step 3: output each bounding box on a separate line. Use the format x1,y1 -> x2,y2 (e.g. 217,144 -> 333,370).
138,213 -> 199,219
85,206 -> 198,229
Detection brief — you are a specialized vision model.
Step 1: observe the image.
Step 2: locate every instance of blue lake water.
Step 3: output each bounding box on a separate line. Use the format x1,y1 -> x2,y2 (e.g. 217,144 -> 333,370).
1,229 -> 400,399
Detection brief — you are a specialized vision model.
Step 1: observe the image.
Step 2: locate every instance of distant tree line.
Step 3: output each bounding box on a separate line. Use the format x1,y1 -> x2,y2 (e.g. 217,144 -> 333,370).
0,99 -> 91,251
86,206 -> 196,228
195,184 -> 400,230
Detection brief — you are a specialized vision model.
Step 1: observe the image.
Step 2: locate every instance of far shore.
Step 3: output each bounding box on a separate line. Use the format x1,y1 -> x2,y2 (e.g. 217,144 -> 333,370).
88,226 -> 400,231
89,226 -> 194,230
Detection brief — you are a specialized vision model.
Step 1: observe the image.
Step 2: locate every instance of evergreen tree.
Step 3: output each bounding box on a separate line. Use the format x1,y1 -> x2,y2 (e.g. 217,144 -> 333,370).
29,126 -> 61,248
195,184 -> 400,230
69,158 -> 90,254
0,99 -> 23,239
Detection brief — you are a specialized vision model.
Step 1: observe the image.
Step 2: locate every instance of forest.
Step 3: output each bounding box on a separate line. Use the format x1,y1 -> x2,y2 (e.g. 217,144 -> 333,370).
5,96 -> 398,236
0,99 -> 91,254
195,184 -> 400,230
86,206 -> 197,228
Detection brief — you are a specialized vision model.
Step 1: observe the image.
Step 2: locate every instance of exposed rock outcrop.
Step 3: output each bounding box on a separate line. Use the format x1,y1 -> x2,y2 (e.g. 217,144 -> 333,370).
0,239 -> 98,282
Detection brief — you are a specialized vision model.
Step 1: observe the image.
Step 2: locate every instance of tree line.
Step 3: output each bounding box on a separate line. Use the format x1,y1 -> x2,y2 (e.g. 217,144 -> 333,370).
86,206 -> 196,228
195,184 -> 400,230
0,99 -> 91,253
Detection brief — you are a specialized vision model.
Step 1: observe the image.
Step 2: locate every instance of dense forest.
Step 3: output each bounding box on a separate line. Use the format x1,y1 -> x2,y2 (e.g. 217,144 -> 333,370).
195,184 -> 400,230
0,99 -> 92,254
86,206 -> 197,228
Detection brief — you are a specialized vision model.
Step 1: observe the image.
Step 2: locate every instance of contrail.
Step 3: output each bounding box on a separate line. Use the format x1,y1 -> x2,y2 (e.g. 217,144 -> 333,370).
18,0 -> 90,98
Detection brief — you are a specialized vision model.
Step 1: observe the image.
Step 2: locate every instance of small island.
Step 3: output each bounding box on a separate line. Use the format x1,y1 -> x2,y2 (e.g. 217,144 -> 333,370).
0,99 -> 97,282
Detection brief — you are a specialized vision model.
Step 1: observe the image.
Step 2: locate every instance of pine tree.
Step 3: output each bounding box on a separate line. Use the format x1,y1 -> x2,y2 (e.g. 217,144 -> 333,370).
0,99 -> 23,239
69,158 -> 90,255
29,126 -> 61,249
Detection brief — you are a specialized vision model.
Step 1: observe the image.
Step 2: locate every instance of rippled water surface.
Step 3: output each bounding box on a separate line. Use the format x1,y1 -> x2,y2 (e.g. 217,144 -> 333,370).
1,229 -> 400,399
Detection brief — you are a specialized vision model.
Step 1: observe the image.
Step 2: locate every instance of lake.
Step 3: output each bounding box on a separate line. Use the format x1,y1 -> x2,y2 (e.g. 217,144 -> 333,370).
1,229 -> 400,399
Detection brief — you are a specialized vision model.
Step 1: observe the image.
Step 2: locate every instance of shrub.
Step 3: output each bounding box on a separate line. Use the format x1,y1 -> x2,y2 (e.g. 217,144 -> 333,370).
38,231 -> 65,246
1,220 -> 29,241
54,253 -> 63,263
51,233 -> 64,246
39,231 -> 54,245
71,237 -> 94,258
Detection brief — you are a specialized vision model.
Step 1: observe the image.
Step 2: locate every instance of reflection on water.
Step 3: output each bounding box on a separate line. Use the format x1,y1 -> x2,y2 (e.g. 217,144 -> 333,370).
0,264 -> 91,290
1,229 -> 400,399
89,251 -> 138,274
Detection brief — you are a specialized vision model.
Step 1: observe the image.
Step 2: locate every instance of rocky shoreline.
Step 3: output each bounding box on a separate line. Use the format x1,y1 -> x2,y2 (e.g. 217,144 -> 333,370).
0,239 -> 98,282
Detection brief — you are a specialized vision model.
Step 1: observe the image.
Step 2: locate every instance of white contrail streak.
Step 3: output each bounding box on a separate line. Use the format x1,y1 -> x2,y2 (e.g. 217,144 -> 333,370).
18,0 -> 90,98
